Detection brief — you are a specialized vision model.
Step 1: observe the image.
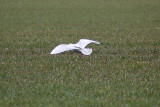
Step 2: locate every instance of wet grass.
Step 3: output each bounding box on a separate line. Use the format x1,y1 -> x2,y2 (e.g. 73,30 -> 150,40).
0,0 -> 160,106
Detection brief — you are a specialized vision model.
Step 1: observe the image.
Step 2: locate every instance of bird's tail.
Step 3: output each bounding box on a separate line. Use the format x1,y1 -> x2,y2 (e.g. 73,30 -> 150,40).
79,48 -> 92,55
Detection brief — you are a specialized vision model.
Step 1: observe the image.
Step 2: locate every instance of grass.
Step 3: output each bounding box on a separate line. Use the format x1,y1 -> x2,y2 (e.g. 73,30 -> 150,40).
0,0 -> 160,106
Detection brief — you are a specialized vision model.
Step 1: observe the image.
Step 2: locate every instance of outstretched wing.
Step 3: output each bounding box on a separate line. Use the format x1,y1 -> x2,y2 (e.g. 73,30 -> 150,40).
50,44 -> 77,54
76,39 -> 100,48
79,48 -> 92,55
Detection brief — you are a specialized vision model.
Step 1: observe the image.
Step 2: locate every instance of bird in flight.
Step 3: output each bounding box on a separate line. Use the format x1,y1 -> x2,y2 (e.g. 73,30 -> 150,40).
50,39 -> 100,55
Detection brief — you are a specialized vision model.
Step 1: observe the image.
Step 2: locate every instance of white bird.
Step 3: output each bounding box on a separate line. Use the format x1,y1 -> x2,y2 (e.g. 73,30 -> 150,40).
50,39 -> 100,55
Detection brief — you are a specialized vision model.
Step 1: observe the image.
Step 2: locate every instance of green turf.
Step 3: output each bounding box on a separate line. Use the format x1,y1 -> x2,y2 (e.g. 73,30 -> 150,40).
0,0 -> 160,106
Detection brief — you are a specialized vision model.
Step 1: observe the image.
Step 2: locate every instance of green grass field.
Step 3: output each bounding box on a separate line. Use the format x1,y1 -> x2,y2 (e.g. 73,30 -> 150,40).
0,0 -> 160,106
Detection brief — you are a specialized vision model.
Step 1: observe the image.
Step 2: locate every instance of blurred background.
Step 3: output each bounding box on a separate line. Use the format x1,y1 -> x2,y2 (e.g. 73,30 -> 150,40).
0,0 -> 160,106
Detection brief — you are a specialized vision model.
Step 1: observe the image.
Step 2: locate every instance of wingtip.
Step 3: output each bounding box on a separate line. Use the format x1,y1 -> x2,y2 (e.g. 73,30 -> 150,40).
50,50 -> 57,55
80,39 -> 100,44
50,52 -> 54,55
97,42 -> 100,44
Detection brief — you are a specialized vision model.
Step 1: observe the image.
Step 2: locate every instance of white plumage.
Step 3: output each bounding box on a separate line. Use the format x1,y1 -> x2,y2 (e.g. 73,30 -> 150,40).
50,39 -> 100,55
